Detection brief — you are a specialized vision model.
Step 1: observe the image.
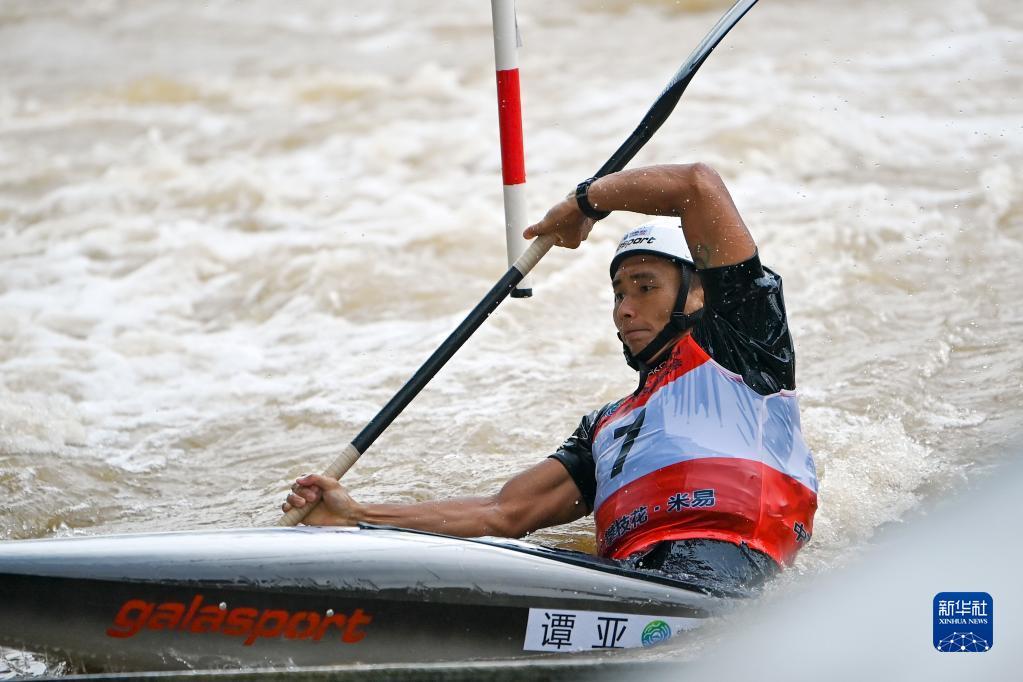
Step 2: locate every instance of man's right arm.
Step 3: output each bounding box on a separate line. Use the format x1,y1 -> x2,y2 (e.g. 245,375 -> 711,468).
283,458 -> 588,538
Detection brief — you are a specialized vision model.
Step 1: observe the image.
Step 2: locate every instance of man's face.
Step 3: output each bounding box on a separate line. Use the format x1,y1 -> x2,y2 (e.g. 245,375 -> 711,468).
612,255 -> 681,355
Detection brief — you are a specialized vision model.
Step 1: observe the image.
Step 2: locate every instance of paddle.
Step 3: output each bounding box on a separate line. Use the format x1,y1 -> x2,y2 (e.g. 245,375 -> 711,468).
279,0 -> 759,526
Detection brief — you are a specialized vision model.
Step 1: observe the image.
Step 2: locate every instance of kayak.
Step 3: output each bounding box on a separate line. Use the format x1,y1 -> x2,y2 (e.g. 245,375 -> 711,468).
0,525 -> 722,672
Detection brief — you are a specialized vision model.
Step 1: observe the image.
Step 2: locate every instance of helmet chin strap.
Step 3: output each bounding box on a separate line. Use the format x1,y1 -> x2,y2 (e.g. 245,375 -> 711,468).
619,264 -> 704,379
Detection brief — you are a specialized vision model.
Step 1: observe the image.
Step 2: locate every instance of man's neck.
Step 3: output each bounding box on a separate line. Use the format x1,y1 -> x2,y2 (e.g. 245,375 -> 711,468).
645,332 -> 688,369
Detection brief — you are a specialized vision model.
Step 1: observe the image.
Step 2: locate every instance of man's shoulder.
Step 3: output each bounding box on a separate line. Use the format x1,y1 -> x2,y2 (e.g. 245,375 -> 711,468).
691,255 -> 796,394
698,251 -> 781,311
579,397 -> 629,433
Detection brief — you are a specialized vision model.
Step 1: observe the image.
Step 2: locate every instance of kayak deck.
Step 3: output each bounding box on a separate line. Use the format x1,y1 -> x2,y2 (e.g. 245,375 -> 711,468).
0,525 -> 723,672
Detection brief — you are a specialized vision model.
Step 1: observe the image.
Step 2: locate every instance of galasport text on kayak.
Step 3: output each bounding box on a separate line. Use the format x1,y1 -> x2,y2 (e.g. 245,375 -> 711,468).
106,594 -> 372,646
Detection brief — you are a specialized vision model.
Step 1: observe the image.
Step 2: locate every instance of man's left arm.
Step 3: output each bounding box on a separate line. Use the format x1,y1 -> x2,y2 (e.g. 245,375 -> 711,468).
524,163 -> 756,269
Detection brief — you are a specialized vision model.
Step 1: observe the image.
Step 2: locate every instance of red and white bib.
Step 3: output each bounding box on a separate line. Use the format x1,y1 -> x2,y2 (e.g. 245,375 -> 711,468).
592,336 -> 818,565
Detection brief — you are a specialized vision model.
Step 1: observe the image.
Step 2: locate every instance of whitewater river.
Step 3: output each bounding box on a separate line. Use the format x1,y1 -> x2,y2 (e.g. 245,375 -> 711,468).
1,0 -> 1021,676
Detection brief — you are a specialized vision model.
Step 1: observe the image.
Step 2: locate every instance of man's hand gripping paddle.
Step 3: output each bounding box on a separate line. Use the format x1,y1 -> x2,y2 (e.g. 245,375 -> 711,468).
279,0 -> 759,526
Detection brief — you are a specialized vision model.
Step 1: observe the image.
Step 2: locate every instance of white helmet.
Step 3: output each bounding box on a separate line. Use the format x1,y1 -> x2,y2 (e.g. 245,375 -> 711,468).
609,221 -> 694,279
609,220 -> 702,372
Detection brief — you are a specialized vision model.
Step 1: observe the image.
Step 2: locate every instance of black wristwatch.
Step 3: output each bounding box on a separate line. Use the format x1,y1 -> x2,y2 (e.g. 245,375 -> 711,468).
575,177 -> 611,221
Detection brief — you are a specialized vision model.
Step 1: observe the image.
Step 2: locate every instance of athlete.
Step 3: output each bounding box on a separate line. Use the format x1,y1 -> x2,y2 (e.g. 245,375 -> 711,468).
283,163 -> 818,594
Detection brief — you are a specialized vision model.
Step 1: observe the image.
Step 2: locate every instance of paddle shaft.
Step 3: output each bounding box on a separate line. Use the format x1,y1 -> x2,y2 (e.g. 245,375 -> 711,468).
279,234 -> 554,526
279,0 -> 759,526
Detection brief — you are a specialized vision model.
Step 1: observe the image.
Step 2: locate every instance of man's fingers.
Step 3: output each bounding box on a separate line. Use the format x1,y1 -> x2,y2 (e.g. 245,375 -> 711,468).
524,224 -> 578,246
524,216 -> 568,240
296,473 -> 338,490
283,474 -> 337,517
288,486 -> 320,503
290,482 -> 315,498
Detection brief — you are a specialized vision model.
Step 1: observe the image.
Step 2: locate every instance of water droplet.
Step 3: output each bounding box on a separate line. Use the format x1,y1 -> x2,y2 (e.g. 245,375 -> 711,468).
326,609 -> 335,617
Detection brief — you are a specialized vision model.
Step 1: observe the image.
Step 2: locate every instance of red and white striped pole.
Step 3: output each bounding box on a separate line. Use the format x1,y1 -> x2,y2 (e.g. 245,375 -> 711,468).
490,0 -> 531,298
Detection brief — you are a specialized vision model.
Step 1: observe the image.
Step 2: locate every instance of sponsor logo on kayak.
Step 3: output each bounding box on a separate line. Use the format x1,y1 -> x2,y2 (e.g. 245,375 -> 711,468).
640,619 -> 672,647
106,594 -> 372,646
933,592 -> 992,652
523,608 -> 701,653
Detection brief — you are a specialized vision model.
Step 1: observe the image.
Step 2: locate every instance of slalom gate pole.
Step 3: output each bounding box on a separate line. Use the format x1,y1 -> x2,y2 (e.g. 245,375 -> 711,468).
491,0 -> 532,298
